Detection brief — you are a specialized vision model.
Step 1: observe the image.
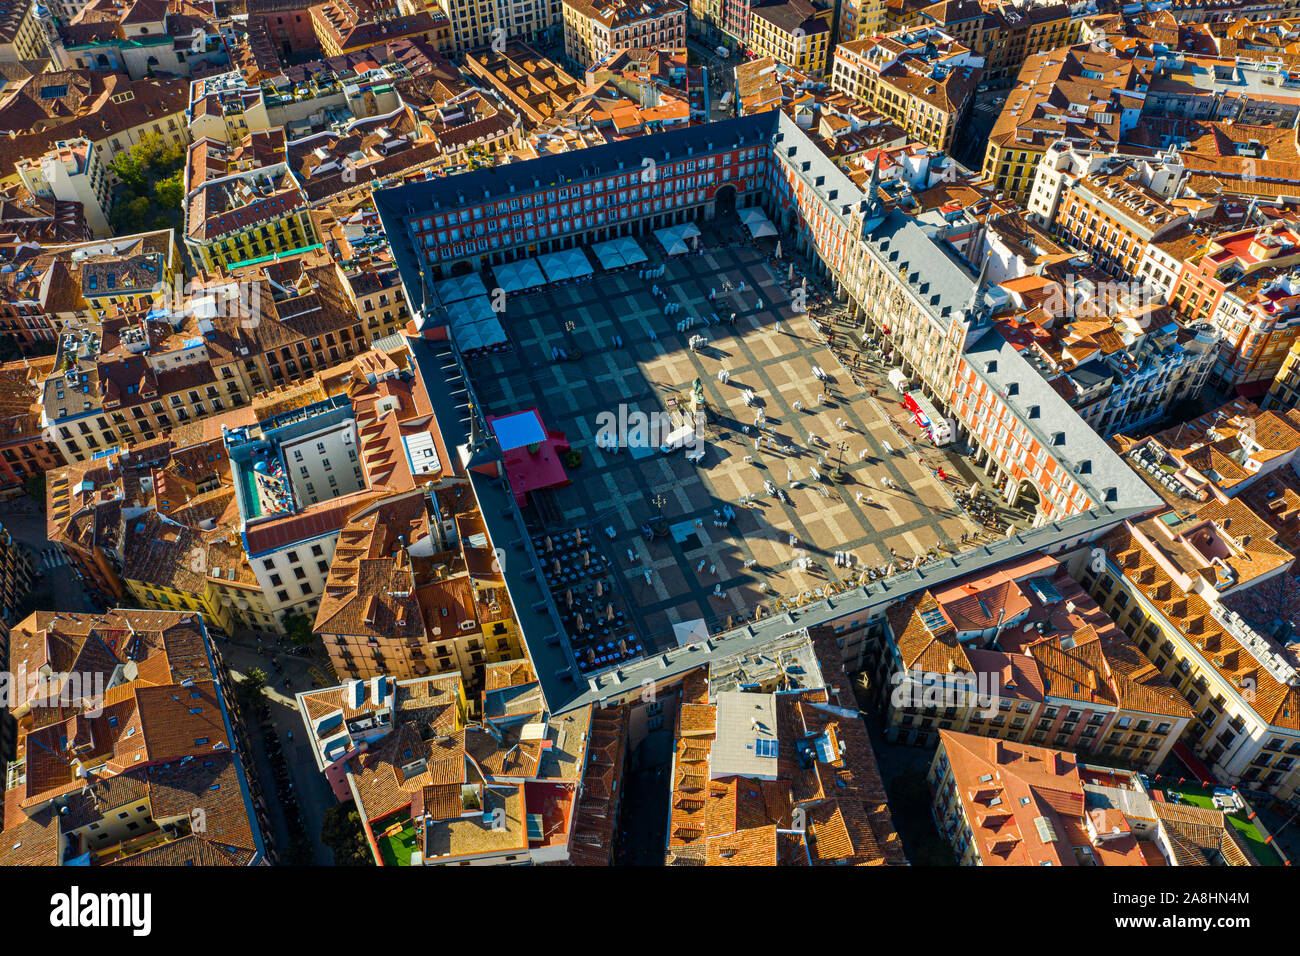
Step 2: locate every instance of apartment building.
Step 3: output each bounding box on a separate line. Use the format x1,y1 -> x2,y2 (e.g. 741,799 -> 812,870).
225,396 -> 374,624
1077,404 -> 1300,805
45,0 -> 230,79
285,104 -> 449,203
0,70 -> 191,187
45,345 -> 433,632
832,26 -> 983,152
1263,335 -> 1300,411
978,0 -> 1085,87
184,129 -> 318,273
748,0 -> 831,75
246,0 -> 322,55
195,256 -> 408,397
0,193 -> 92,248
297,665 -> 616,865
872,553 -> 1192,770
463,41 -> 583,128
664,624 -> 906,864
0,359 -> 62,494
997,301 -> 1219,439
0,522 -> 34,625
930,729 -> 1265,865
39,310 -> 237,465
915,0 -> 982,51
309,0 -> 451,56
430,0 -> 562,52
316,486 -> 525,687
561,0 -> 686,68
983,45 -> 1148,206
43,402 -> 273,618
0,0 -> 51,62
14,138 -> 113,238
1036,155 -> 1191,283
0,609 -> 270,866
1165,222 -> 1300,389
840,0 -> 886,39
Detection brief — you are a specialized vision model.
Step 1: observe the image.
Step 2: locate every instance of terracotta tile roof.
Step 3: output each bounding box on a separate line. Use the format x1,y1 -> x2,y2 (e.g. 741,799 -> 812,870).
939,729 -> 1085,865
1102,525 -> 1300,731
1151,801 -> 1258,866
0,610 -> 263,865
666,641 -> 905,867
567,704 -> 626,866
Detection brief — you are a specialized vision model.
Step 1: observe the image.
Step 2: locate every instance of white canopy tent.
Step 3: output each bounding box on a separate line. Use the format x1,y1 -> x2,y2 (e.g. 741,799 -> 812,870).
446,295 -> 506,350
538,247 -> 594,283
591,235 -> 647,270
617,235 -> 647,266
493,257 -> 547,293
653,221 -> 701,256
741,206 -> 777,239
434,272 -> 488,304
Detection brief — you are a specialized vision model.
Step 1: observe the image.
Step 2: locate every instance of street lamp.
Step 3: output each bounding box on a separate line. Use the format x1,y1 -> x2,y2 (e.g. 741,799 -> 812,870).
646,492 -> 668,539
561,319 -> 582,360
832,440 -> 849,482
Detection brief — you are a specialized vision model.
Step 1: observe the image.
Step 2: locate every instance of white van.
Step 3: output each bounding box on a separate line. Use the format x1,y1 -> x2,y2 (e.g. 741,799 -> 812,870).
715,46 -> 730,58
887,368 -> 910,392
660,423 -> 699,454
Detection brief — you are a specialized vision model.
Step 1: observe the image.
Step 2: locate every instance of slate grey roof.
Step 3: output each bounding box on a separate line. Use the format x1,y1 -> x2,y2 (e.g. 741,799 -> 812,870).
866,207 -> 984,325
374,112 -> 781,218
1071,357 -> 1113,389
770,110 -> 874,229
964,328 -> 1160,512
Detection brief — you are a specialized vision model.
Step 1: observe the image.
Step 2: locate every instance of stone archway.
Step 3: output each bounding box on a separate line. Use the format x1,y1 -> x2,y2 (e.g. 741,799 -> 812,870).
1009,477 -> 1044,515
713,183 -> 737,220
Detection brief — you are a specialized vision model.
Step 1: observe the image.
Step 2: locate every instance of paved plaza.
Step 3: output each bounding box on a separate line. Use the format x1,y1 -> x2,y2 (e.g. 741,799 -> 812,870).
472,240 -> 988,655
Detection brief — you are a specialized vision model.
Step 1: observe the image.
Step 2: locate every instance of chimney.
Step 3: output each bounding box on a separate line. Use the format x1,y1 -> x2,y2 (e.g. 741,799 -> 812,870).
346,678 -> 364,708
371,675 -> 389,706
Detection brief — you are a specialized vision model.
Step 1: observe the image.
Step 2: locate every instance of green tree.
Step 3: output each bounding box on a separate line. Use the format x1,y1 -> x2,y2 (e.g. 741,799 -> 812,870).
242,666 -> 267,695
283,612 -> 315,647
155,169 -> 184,210
24,472 -> 45,505
320,804 -> 372,866
107,133 -> 186,236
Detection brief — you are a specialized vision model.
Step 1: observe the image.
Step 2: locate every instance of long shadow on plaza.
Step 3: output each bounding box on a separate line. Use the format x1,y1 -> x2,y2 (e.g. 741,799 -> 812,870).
462,225 -> 978,668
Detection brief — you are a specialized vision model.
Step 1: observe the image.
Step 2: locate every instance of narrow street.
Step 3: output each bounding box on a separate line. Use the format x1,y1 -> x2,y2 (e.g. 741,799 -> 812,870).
217,634 -> 339,865
0,496 -> 102,616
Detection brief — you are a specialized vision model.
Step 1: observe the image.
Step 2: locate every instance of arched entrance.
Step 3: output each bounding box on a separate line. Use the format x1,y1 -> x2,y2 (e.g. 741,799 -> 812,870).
1010,478 -> 1043,515
713,184 -> 737,220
